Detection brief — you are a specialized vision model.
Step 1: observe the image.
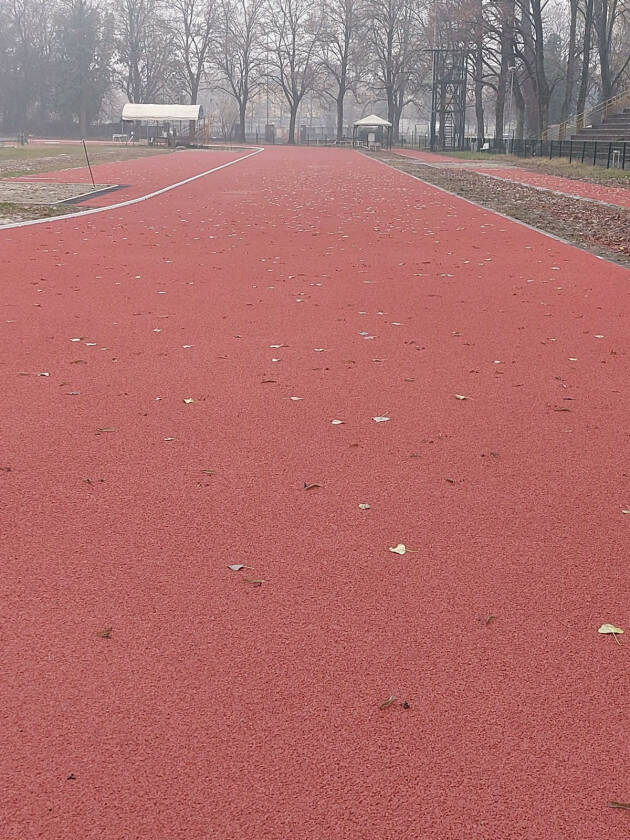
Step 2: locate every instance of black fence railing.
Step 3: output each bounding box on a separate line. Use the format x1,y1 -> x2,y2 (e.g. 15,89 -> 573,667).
402,135 -> 630,171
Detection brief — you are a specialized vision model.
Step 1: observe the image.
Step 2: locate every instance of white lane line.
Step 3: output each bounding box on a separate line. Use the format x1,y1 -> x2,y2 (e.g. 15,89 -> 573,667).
0,147 -> 264,232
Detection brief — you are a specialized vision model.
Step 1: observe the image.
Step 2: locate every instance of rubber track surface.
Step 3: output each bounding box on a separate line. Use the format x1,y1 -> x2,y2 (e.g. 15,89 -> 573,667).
1,146 -> 629,839
7,148 -> 246,205
396,147 -> 630,208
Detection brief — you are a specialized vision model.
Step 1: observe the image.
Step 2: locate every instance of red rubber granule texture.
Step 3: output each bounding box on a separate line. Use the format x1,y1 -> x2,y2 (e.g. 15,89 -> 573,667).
1,146 -> 629,840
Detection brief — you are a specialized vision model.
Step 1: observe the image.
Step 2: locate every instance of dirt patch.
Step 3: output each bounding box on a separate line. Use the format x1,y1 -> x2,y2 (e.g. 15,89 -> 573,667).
372,151 -> 630,266
0,201 -> 75,225
0,181 -> 112,205
0,143 -> 171,179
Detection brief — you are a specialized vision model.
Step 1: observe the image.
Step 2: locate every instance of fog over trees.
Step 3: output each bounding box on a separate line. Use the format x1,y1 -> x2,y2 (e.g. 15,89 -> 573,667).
0,0 -> 629,142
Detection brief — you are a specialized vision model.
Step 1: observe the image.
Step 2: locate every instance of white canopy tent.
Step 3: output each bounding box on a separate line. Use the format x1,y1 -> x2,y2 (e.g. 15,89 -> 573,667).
353,114 -> 392,128
353,114 -> 392,148
121,103 -> 204,145
121,103 -> 203,122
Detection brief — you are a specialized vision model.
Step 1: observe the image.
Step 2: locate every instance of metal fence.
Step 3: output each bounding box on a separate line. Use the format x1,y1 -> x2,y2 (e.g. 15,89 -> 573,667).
402,135 -> 630,171
498,138 -> 629,169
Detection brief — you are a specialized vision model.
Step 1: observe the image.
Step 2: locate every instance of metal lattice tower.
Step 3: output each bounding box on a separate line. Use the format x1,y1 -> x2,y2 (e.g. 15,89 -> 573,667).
429,49 -> 468,151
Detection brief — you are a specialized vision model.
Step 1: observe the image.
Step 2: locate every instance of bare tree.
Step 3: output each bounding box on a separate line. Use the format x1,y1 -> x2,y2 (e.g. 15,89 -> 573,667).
216,0 -> 265,141
576,0 -> 595,120
560,0 -> 580,122
367,0 -> 420,142
266,0 -> 323,144
594,0 -> 630,100
319,0 -> 363,140
514,0 -> 551,134
170,0 -> 217,105
115,0 -> 175,103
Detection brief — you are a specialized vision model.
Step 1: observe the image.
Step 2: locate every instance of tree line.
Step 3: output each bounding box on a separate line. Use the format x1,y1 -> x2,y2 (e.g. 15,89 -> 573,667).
0,0 -> 629,144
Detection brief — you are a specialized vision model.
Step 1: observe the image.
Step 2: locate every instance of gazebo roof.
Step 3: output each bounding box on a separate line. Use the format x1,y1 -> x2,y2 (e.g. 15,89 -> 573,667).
353,114 -> 392,127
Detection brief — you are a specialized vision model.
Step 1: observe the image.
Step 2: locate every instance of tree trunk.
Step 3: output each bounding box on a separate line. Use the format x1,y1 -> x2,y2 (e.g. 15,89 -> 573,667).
560,0 -> 578,124
474,47 -> 485,145
514,74 -> 525,139
577,0 -> 594,125
386,87 -> 395,128
238,101 -> 247,142
496,0 -> 515,141
336,93 -> 345,141
288,105 -> 297,144
595,0 -> 612,100
532,0 -> 550,134
495,50 -> 509,141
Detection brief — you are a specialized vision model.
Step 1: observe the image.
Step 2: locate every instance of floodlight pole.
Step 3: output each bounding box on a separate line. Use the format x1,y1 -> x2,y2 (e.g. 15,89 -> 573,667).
82,139 -> 96,189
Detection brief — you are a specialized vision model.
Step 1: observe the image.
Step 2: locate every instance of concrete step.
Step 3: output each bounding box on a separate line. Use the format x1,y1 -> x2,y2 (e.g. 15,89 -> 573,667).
571,130 -> 630,140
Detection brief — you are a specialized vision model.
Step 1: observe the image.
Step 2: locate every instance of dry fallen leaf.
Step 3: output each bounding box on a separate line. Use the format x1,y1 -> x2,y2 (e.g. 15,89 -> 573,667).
388,544 -> 419,555
242,578 -> 266,586
201,469 -> 216,475
304,482 -> 322,490
372,416 -> 390,423
358,503 -> 371,510
608,802 -> 630,810
183,398 -> 195,404
331,419 -> 344,425
290,396 -> 303,401
621,509 -> 630,515
379,695 -> 396,709
455,394 -> 468,401
97,427 -> 115,432
98,627 -> 112,639
227,564 -> 248,571
598,623 -> 624,635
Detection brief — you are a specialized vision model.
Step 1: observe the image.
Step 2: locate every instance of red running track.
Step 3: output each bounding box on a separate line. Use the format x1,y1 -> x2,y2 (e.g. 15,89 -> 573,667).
8,148 -> 249,206
1,146 -> 629,840
395,147 -> 630,208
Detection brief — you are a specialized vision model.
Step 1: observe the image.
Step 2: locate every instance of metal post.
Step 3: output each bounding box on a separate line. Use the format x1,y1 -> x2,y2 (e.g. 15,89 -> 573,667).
505,66 -> 515,154
82,139 -> 95,189
430,49 -> 439,151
